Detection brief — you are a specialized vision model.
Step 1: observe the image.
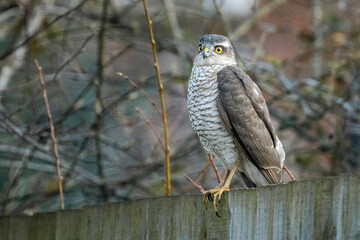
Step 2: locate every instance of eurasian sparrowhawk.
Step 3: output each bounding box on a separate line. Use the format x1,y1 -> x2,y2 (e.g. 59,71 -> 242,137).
187,34 -> 286,211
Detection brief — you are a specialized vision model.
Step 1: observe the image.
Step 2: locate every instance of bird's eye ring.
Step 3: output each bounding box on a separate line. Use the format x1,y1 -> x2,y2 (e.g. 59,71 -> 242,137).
198,46 -> 202,53
215,46 -> 223,54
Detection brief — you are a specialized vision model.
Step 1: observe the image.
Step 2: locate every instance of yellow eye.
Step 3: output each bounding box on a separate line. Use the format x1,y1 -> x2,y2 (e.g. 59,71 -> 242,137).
198,46 -> 202,53
215,46 -> 223,54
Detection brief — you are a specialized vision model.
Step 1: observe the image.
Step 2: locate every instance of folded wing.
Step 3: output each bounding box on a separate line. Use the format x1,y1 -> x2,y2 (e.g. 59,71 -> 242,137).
216,66 -> 284,184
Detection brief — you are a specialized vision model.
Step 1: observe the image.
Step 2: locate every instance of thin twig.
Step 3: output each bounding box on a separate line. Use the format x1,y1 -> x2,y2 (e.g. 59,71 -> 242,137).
52,33 -> 95,82
116,71 -> 161,117
229,0 -> 288,41
135,107 -> 165,151
142,0 -> 171,196
283,164 -> 296,181
313,0 -> 324,78
50,33 -> 95,107
163,0 -> 188,72
0,112 -> 49,153
52,45 -> 132,127
212,0 -> 232,34
185,162 -> 210,193
34,59 -> 65,210
0,0 -> 89,60
1,146 -> 35,215
184,173 -> 205,194
93,0 -> 110,201
208,154 -> 221,183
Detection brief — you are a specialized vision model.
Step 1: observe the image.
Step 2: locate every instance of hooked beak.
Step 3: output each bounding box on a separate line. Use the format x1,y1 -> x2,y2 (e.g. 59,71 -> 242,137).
202,47 -> 210,59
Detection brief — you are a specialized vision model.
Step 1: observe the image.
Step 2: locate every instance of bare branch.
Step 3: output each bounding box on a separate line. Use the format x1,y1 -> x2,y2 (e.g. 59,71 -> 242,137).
116,71 -> 161,117
229,0 -> 288,41
0,0 -> 89,60
135,107 -> 165,151
283,164 -> 296,181
34,59 -> 65,210
92,0 -> 110,202
184,173 -> 205,194
52,33 -> 95,82
142,0 -> 171,196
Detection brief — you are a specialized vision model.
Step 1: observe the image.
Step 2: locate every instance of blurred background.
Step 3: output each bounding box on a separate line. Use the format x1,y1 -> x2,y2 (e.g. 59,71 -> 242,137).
0,0 -> 359,215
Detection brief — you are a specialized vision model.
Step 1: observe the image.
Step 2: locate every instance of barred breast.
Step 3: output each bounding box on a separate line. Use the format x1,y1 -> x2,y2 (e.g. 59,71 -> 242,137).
187,65 -> 239,169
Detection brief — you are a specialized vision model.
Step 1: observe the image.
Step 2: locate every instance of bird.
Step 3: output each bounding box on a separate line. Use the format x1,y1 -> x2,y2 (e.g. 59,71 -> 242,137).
187,34 -> 286,212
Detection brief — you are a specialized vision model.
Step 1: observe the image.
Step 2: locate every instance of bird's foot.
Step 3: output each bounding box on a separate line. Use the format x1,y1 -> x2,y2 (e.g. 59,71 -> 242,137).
202,185 -> 229,215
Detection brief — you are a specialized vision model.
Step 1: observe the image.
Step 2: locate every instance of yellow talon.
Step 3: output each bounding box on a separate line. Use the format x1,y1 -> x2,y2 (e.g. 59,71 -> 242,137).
202,163 -> 239,215
202,186 -> 229,213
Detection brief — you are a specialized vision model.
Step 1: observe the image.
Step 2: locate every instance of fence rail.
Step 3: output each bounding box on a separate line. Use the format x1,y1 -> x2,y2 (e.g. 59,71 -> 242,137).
0,174 -> 359,240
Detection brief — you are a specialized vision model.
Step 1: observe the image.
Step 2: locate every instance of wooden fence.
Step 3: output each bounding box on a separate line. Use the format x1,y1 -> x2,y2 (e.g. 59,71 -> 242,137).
0,174 -> 359,239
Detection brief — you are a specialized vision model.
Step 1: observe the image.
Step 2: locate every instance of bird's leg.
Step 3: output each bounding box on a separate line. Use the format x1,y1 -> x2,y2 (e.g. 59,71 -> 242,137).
221,169 -> 230,184
203,163 -> 239,213
208,154 -> 221,183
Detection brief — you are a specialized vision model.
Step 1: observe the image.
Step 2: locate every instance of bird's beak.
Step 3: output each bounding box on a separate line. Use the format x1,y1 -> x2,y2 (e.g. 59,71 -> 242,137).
202,47 -> 210,59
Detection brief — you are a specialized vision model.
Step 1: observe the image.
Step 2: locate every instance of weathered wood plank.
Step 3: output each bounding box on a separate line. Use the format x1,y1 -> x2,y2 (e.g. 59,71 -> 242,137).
0,174 -> 359,240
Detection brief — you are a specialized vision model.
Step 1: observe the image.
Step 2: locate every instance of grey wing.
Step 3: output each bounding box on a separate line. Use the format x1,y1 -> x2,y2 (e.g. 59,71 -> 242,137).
216,66 -> 284,184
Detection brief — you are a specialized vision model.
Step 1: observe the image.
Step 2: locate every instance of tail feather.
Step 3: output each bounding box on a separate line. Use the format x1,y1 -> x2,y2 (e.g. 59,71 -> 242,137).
242,159 -> 282,186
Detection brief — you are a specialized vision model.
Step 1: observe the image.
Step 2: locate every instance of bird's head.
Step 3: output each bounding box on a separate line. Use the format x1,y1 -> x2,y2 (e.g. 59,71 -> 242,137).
193,34 -> 236,66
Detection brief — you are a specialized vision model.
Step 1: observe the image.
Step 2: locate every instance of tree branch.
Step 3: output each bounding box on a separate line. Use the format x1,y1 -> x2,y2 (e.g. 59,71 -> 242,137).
34,59 -> 65,210
142,0 -> 171,196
